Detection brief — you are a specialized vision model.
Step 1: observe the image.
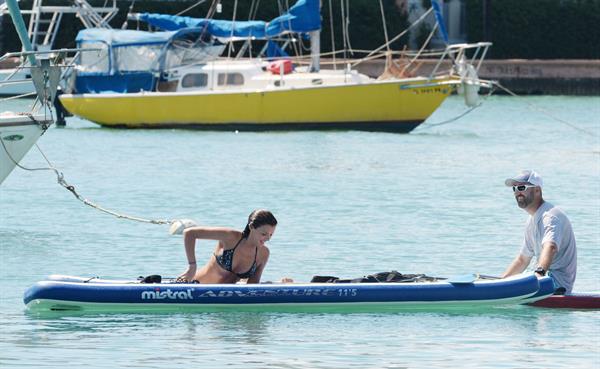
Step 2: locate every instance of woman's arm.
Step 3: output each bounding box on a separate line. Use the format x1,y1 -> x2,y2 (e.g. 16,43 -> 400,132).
182,227 -> 239,261
176,227 -> 239,281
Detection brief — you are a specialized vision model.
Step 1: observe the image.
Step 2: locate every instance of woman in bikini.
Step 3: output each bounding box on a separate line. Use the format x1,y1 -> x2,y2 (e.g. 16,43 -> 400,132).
176,209 -> 278,284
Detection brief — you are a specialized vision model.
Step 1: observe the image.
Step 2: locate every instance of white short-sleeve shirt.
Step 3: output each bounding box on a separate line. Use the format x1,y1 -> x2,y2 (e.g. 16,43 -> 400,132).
520,201 -> 577,293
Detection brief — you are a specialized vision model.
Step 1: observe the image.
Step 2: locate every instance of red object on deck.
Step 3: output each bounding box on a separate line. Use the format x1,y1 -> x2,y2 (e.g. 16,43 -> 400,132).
268,59 -> 293,75
530,294 -> 600,309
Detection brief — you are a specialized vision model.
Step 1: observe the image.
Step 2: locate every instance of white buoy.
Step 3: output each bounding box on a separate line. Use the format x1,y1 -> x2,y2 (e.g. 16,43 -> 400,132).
455,55 -> 466,96
462,64 -> 481,107
169,219 -> 198,235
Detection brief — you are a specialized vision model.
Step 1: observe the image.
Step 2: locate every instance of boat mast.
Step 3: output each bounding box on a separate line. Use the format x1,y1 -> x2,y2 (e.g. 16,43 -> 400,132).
308,0 -> 321,72
309,29 -> 320,72
4,0 -> 37,66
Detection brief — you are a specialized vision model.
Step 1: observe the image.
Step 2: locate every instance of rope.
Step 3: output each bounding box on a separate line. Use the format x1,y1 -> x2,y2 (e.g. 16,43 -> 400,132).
1,91 -> 38,101
419,104 -> 482,129
417,86 -> 495,130
400,22 -> 437,75
353,7 -> 433,68
253,0 -> 261,19
226,0 -> 238,59
176,0 -> 207,16
419,82 -> 596,136
492,81 -> 596,137
204,1 -> 220,22
0,54 -> 170,225
378,0 -> 390,54
328,0 -> 336,70
121,0 -> 136,29
1,135 -> 172,225
45,147 -> 172,224
286,0 -> 301,58
248,0 -> 256,20
344,0 -> 353,53
298,32 -> 311,53
340,0 -> 347,62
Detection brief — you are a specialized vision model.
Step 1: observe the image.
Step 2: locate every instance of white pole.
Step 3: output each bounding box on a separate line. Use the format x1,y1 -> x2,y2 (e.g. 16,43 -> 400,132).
309,0 -> 321,72
309,30 -> 320,72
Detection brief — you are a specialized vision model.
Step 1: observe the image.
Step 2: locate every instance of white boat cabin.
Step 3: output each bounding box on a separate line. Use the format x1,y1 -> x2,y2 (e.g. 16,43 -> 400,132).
158,59 -> 373,93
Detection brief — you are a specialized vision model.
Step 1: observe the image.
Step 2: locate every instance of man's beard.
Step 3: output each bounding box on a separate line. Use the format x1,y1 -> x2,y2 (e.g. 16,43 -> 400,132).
516,192 -> 533,208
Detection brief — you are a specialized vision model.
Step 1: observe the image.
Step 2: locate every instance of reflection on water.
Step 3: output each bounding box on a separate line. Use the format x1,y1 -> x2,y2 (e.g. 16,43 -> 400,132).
17,305 -> 591,342
5,291 -> 600,368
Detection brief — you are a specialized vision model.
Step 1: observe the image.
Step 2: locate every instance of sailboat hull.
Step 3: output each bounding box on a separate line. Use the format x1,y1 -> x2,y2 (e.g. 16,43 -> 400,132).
0,114 -> 50,183
59,78 -> 456,132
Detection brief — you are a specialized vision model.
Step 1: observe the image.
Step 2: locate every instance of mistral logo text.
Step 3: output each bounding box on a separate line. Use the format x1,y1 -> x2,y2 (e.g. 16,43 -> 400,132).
141,288 -> 194,300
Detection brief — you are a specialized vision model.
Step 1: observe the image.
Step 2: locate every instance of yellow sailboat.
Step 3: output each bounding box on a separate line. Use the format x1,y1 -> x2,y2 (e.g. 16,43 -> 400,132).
60,64 -> 458,132
58,0 -> 490,132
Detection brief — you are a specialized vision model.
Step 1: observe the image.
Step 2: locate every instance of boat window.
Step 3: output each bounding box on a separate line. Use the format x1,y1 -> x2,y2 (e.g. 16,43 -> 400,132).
217,73 -> 244,86
114,45 -> 163,72
157,80 -> 179,92
181,73 -> 208,88
78,42 -> 109,73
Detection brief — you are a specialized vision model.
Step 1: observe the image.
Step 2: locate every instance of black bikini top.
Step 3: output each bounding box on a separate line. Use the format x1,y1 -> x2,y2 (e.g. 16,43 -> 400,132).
214,237 -> 258,279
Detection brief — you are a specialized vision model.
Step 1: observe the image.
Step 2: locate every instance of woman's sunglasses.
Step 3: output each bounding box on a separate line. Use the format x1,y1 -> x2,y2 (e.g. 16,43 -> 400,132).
512,185 -> 537,192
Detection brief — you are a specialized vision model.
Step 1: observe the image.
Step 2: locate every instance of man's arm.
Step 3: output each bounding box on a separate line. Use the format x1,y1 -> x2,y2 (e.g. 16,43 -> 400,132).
502,253 -> 532,278
535,241 -> 558,275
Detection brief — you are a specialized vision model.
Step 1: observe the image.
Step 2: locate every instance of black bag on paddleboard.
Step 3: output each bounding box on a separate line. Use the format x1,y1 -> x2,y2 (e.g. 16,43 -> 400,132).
139,275 -> 162,284
310,271 -> 440,283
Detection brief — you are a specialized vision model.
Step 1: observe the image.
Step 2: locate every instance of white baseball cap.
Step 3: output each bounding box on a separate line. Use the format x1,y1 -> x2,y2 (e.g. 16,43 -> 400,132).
504,170 -> 543,188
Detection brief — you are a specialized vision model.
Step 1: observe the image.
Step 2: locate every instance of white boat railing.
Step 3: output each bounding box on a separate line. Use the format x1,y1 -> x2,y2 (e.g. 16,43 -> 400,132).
0,0 -> 118,51
1,48 -> 98,102
429,42 -> 493,79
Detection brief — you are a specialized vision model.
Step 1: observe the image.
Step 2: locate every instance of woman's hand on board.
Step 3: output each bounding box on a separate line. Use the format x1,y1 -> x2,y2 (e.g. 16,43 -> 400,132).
176,264 -> 197,282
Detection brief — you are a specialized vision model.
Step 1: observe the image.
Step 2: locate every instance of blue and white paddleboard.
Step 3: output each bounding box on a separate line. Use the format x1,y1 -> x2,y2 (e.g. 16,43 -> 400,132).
23,273 -> 553,313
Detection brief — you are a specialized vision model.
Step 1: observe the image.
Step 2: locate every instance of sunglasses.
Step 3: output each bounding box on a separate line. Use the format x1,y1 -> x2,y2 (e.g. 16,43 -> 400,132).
512,185 -> 537,192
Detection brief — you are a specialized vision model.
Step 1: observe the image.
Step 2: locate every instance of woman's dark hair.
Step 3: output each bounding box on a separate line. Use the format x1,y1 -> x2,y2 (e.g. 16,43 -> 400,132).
242,209 -> 277,238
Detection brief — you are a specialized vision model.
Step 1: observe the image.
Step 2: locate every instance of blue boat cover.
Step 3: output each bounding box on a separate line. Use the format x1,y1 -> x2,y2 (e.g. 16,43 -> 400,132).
137,15 -> 268,39
74,28 -> 210,93
75,29 -> 174,92
431,0 -> 449,44
138,0 -> 321,40
76,28 -> 177,46
75,73 -> 155,94
266,40 -> 289,58
72,0 -> 320,93
266,0 -> 320,36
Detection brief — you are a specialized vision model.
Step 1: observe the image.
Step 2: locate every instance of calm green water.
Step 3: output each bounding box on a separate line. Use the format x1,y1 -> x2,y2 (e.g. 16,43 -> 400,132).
1,96 -> 599,368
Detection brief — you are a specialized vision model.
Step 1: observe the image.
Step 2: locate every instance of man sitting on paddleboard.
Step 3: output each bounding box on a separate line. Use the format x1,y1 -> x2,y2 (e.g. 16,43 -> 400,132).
502,170 -> 577,294
174,209 -> 278,284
